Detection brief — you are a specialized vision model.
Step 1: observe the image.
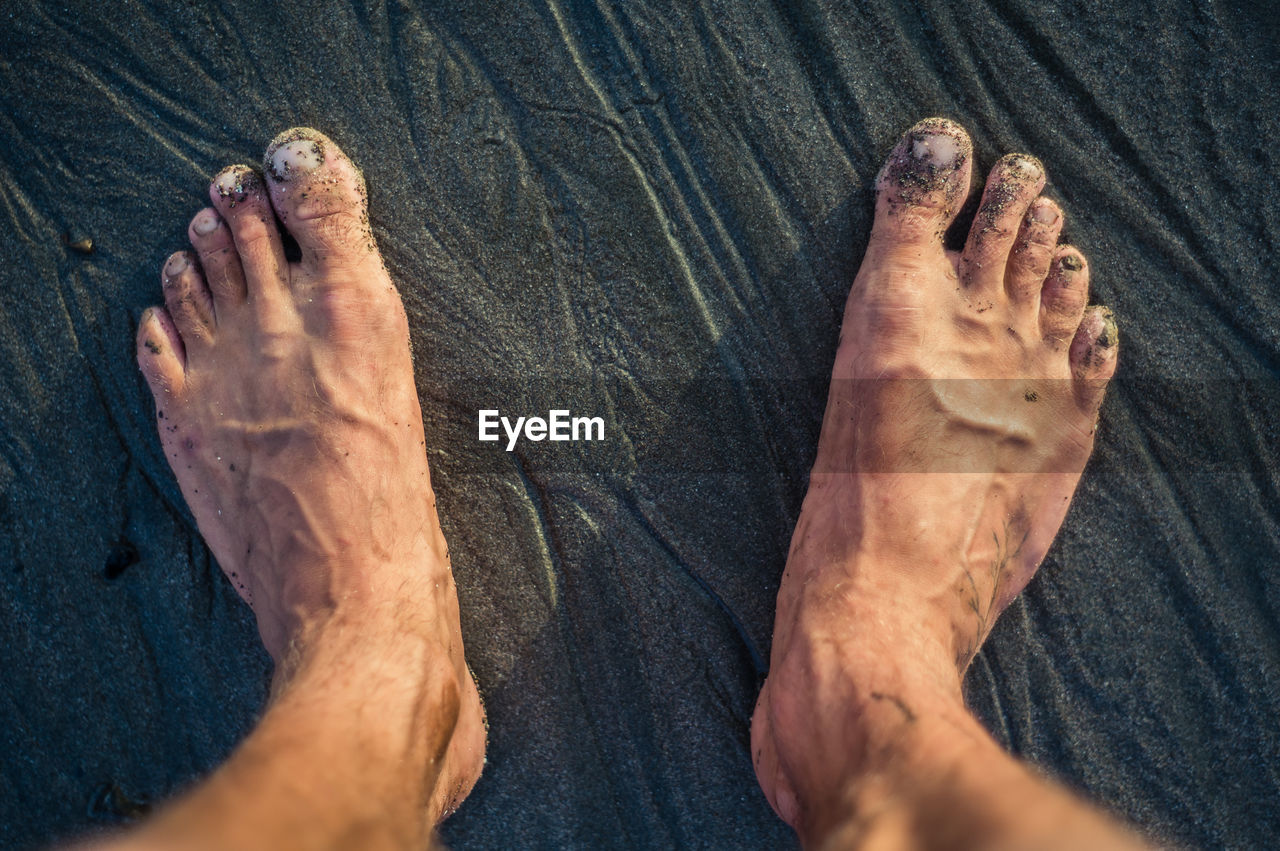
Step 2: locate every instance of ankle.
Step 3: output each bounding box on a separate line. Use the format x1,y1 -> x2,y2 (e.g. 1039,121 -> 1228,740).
783,567 -> 967,698
262,550 -> 456,669
275,597 -> 487,818
758,575 -> 974,838
271,594 -> 455,691
799,703 -> 988,848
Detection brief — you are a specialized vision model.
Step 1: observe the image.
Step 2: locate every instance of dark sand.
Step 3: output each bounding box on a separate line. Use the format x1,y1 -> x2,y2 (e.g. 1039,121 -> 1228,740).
1,1 -> 1278,848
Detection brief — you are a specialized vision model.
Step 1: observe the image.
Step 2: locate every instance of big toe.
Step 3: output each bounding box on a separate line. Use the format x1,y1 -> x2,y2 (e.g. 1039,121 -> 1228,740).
263,128 -> 373,272
869,117 -> 973,260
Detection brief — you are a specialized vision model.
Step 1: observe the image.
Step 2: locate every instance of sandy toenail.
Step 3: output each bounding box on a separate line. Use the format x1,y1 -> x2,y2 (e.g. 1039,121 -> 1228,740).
911,133 -> 963,169
1061,254 -> 1083,272
1096,309 -> 1118,348
214,168 -> 261,205
1079,307 -> 1118,352
164,253 -> 189,277
215,171 -> 241,196
268,140 -> 324,181
1008,155 -> 1043,179
193,210 -> 221,235
1030,199 -> 1059,225
877,119 -> 971,210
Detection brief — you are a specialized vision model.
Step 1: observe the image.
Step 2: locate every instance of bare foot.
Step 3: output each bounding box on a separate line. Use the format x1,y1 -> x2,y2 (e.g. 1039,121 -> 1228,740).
751,119 -> 1119,841
136,128 -> 485,822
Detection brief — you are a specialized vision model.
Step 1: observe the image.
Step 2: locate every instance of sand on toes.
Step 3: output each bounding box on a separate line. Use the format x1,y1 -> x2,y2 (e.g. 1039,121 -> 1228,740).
136,127 -> 485,822
751,117 -> 1118,836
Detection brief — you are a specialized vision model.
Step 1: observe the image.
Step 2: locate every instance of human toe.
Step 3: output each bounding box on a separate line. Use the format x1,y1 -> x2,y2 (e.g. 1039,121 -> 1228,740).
960,154 -> 1046,291
161,250 -> 215,345
1006,196 -> 1063,306
262,127 -> 374,271
136,306 -> 186,399
869,117 -> 974,258
1069,305 -> 1118,412
208,165 -> 288,298
1039,247 -> 1090,347
188,207 -> 248,305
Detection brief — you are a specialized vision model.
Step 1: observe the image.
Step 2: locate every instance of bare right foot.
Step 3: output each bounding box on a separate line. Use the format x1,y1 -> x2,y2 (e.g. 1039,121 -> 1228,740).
751,119 -> 1141,848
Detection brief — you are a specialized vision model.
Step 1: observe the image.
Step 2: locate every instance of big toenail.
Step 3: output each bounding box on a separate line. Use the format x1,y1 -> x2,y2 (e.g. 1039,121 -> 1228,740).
910,133 -> 962,169
1010,155 -> 1043,179
193,211 -> 221,235
1030,199 -> 1058,225
269,140 -> 324,181
165,253 -> 189,277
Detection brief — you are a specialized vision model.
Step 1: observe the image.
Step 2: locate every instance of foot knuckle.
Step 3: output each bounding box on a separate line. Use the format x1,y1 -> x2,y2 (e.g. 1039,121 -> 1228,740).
308,211 -> 366,248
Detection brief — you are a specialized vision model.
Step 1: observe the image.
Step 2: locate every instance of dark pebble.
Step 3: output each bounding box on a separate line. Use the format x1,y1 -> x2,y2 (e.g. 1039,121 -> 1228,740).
87,782 -> 151,822
103,539 -> 139,580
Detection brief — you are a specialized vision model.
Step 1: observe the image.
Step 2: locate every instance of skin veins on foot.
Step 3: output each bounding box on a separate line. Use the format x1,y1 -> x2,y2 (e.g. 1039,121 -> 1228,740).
115,118 -> 1142,851
133,128 -> 486,841
750,118 -> 1142,849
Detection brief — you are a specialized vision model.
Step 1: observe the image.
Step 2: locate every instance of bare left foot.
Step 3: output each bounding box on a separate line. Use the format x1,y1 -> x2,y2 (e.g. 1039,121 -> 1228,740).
137,128 -> 485,821
751,118 -> 1128,846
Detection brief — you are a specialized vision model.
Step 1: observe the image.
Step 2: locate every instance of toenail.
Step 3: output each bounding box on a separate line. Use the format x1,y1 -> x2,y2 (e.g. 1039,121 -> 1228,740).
164,253 -> 189,277
1030,199 -> 1058,225
194,210 -> 221,235
215,171 -> 240,196
910,133 -> 963,170
880,124 -> 968,203
1008,155 -> 1043,179
1096,309 -> 1119,348
1061,254 -> 1083,272
215,168 -> 260,204
268,140 -> 324,181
